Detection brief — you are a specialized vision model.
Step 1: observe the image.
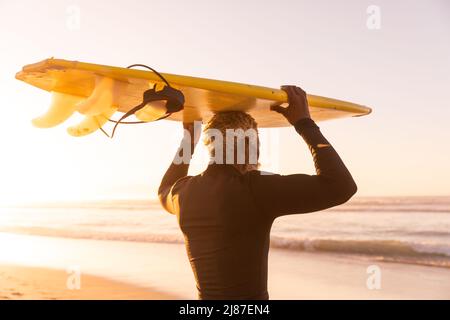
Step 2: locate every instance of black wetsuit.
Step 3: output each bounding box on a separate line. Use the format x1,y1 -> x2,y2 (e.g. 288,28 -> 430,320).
158,118 -> 357,300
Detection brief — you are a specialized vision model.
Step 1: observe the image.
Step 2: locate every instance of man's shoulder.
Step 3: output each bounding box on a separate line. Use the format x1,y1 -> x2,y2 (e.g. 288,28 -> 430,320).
172,175 -> 194,190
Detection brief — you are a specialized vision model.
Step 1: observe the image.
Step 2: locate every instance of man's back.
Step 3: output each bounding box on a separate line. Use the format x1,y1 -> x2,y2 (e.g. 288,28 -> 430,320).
176,164 -> 272,299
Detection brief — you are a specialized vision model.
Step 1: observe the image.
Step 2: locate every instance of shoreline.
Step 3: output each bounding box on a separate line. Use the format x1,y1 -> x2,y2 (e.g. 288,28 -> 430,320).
1,228 -> 449,270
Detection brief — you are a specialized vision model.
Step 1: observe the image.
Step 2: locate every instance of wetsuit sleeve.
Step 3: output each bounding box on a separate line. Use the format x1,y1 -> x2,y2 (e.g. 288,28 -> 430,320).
158,150 -> 191,214
250,118 -> 357,218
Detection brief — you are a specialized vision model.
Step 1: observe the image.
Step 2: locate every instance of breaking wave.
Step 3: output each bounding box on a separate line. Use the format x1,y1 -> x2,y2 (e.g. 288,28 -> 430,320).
1,226 -> 449,268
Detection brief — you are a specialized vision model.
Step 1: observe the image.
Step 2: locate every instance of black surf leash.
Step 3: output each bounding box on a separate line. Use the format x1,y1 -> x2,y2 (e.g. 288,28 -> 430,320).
99,64 -> 185,138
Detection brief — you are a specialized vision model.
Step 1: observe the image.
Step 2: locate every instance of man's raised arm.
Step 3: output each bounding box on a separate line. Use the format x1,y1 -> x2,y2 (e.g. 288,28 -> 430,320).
158,122 -> 200,214
251,86 -> 357,217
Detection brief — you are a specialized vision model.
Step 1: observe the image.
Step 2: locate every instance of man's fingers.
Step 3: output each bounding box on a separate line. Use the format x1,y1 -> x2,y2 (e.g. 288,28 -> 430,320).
282,85 -> 305,96
294,86 -> 306,96
281,85 -> 297,96
280,85 -> 296,105
270,104 -> 287,115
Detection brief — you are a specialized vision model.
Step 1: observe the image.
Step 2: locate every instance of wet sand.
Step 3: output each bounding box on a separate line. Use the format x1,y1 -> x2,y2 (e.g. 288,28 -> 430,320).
0,264 -> 176,300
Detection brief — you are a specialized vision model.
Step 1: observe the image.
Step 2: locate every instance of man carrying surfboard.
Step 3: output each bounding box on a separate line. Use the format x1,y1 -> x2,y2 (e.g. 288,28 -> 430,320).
159,85 -> 357,300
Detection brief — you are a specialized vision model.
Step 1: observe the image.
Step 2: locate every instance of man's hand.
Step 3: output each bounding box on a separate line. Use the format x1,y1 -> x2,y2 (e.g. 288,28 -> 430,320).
270,85 -> 310,125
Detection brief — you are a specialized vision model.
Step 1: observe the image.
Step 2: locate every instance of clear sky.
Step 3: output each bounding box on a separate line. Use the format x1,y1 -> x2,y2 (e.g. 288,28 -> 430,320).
0,0 -> 449,203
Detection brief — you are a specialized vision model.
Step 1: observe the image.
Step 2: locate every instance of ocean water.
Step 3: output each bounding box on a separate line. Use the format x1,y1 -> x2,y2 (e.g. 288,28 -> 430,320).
0,197 -> 449,268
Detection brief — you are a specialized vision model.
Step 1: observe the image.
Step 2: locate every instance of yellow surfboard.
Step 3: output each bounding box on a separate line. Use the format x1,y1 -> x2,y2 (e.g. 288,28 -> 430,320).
15,58 -> 371,137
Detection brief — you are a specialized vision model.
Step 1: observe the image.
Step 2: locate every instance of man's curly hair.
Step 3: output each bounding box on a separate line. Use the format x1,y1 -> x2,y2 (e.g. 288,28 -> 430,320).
203,111 -> 259,171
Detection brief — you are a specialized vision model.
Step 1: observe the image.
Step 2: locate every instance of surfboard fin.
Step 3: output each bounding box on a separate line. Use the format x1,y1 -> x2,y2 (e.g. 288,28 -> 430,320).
67,106 -> 117,137
32,92 -> 85,128
134,100 -> 168,122
76,76 -> 115,116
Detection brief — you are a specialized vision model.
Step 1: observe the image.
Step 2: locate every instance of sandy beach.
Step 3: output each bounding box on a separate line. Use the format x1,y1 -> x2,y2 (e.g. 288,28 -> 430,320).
1,232 -> 450,300
0,264 -> 175,300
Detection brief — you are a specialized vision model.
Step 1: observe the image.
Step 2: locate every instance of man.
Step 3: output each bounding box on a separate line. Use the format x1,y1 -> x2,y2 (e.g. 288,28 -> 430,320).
158,85 -> 357,300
